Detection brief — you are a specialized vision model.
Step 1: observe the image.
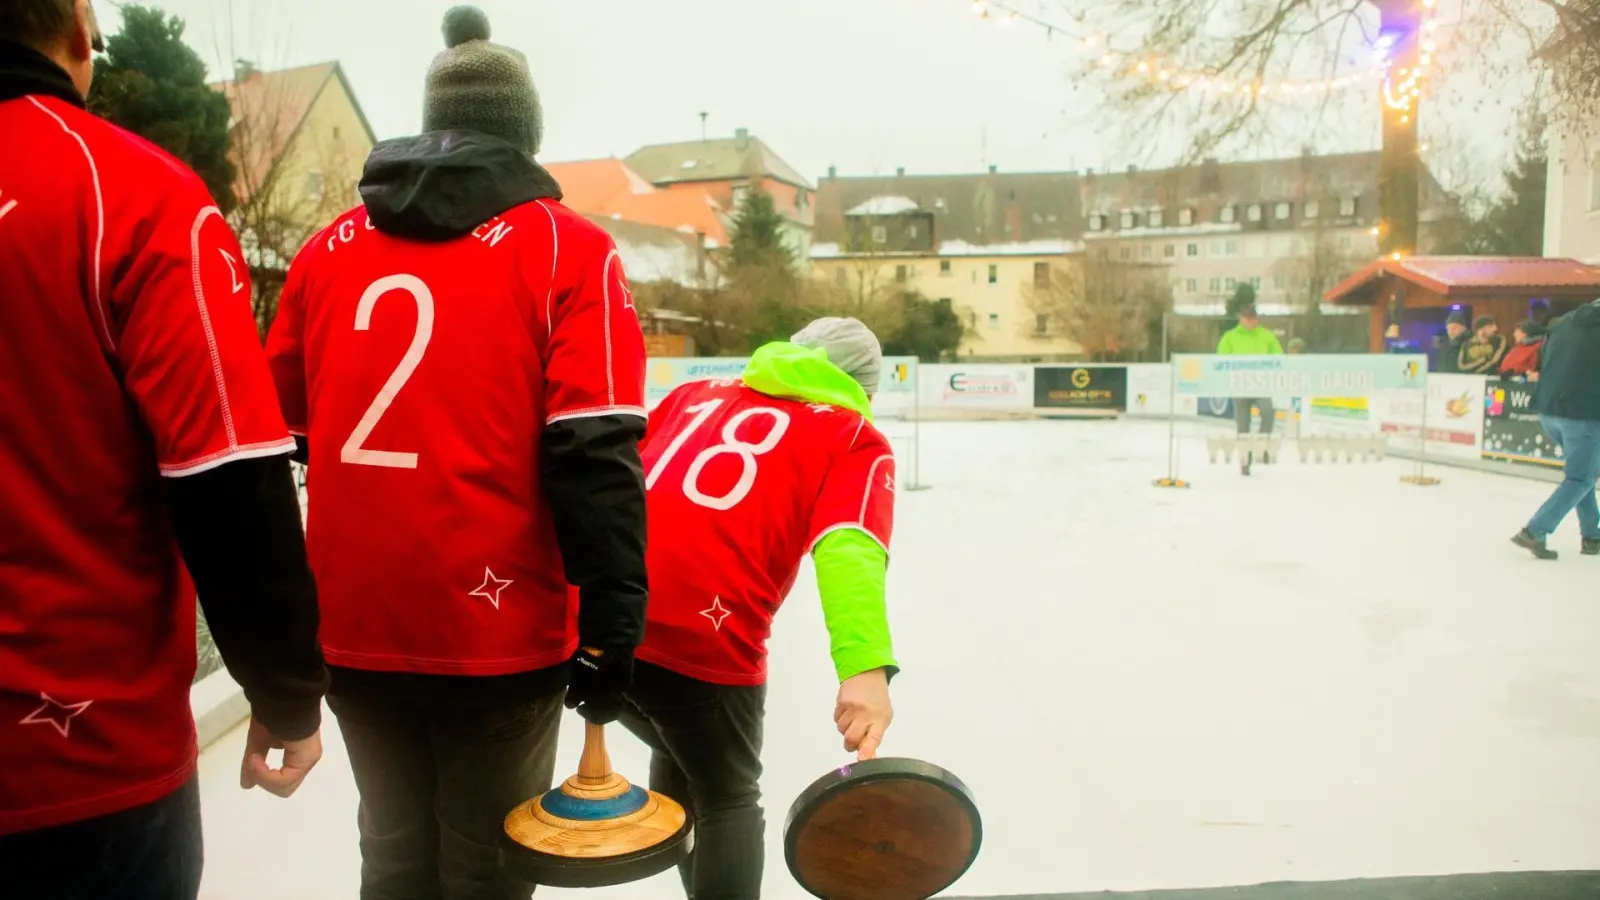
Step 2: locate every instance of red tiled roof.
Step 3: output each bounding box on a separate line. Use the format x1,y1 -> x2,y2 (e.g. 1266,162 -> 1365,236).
545,158 -> 729,246
1326,256 -> 1600,304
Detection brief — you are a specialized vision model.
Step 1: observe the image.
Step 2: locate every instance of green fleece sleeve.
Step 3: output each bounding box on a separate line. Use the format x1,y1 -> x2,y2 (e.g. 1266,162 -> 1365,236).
813,529 -> 897,683
1217,330 -> 1233,354
1267,330 -> 1284,354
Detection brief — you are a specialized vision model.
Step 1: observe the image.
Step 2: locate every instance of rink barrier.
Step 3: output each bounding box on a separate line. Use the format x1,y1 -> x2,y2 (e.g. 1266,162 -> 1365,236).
1202,435 -> 1390,465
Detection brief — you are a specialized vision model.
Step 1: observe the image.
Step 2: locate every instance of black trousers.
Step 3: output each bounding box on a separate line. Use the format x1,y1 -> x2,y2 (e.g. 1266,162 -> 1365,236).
1235,397 -> 1276,435
328,667 -> 566,900
0,775 -> 203,900
618,661 -> 766,900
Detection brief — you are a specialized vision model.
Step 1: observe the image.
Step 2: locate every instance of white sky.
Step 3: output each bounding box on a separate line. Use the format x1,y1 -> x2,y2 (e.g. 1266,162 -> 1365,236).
99,0 -> 1530,189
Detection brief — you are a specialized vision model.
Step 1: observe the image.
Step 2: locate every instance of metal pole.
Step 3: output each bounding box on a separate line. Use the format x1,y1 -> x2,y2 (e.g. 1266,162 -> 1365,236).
1168,359 -> 1179,481
912,362 -> 922,489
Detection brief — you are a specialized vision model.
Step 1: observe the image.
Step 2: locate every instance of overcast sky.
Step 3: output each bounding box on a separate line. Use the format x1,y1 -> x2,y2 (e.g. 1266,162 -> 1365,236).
100,0 -> 1527,188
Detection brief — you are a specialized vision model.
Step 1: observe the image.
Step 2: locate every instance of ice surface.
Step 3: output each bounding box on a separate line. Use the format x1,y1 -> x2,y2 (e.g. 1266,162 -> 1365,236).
196,419 -> 1600,899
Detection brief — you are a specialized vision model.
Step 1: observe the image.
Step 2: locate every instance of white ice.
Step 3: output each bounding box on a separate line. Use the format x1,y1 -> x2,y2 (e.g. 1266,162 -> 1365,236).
196,418 -> 1600,899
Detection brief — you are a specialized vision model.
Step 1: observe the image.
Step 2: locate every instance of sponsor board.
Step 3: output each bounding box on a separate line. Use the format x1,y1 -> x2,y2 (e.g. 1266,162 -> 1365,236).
918,365 -> 1034,411
1482,378 -> 1562,468
646,357 -> 751,406
1034,366 -> 1128,412
1174,354 -> 1427,397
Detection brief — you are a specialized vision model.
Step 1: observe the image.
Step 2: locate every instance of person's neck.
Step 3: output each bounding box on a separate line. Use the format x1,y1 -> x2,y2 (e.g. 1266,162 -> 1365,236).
0,40 -> 85,108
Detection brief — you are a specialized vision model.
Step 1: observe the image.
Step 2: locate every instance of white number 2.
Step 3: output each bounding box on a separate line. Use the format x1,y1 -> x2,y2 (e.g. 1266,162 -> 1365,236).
340,274 -> 435,469
645,398 -> 790,510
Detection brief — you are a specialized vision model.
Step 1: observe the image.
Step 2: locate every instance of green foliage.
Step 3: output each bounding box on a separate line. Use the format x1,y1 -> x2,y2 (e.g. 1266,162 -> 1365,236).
727,190 -> 794,272
1432,109 -> 1547,256
88,6 -> 235,213
881,293 -> 964,362
1225,281 -> 1257,316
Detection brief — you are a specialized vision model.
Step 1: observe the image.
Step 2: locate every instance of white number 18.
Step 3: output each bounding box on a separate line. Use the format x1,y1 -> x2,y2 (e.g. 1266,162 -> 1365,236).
645,398 -> 790,510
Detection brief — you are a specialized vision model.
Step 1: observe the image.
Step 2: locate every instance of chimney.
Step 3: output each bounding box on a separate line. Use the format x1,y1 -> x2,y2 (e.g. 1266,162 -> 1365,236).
234,59 -> 260,82
896,166 -> 905,177
827,165 -> 836,179
988,164 -> 998,174
1127,164 -> 1138,174
734,127 -> 750,150
1200,157 -> 1222,194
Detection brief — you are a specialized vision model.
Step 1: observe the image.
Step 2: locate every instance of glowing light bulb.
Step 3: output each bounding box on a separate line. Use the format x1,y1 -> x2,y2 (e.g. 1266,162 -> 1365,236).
1137,61 -> 1150,73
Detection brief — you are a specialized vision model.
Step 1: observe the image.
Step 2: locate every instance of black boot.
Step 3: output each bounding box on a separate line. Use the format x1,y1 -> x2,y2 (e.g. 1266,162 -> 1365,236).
1512,529 -> 1558,560
1583,538 -> 1599,556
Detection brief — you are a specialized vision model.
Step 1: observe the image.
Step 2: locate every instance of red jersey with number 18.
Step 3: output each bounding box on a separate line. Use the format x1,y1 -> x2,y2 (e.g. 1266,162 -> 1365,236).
637,379 -> 895,685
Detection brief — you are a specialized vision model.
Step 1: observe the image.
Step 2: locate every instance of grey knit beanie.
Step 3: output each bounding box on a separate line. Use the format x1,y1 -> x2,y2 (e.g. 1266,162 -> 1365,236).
423,7 -> 543,155
792,317 -> 883,396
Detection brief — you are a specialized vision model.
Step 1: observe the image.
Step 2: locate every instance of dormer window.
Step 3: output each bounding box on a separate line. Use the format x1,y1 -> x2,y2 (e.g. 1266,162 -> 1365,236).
1120,210 -> 1136,229
1219,206 -> 1236,224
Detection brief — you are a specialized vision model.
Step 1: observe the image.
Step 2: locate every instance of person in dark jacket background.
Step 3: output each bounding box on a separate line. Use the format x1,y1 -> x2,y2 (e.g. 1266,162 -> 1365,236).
1512,300 -> 1600,559
1498,319 -> 1546,379
1458,315 -> 1508,374
264,7 -> 648,897
1436,310 -> 1469,373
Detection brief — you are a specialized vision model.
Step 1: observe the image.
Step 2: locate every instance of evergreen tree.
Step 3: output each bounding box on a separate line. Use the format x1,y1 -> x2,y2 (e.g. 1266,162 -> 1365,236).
89,6 -> 235,213
881,293 -> 964,362
726,190 -> 794,272
1481,109 -> 1547,257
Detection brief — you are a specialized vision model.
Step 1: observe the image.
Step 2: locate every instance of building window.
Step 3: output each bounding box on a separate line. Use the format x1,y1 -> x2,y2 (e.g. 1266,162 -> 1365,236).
940,259 -> 952,276
987,264 -> 999,284
1219,206 -> 1236,224
908,224 -> 920,240
1246,237 -> 1264,258
1249,276 -> 1261,289
732,184 -> 750,208
1225,239 -> 1239,256
1120,246 -> 1134,261
1225,277 -> 1237,290
1034,314 -> 1049,334
1210,239 -> 1224,256
871,225 -> 888,244
1141,244 -> 1153,259
1340,197 -> 1357,217
1121,210 -> 1138,229
1089,214 -> 1106,231
1033,262 -> 1050,289
1338,234 -> 1353,250
1275,202 -> 1291,220
895,265 -> 908,283
1209,277 -> 1222,293
797,190 -> 810,211
1150,209 -> 1165,227
1272,275 -> 1284,290
1247,204 -> 1263,222
1186,278 -> 1198,293
1272,235 -> 1292,257
1178,207 -> 1194,226
987,313 -> 1000,330
1304,200 -> 1319,219
1164,243 -> 1176,258
1187,242 -> 1200,258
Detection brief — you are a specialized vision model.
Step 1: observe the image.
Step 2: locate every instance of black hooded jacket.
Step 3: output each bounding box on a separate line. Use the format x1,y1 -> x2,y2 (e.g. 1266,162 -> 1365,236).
1535,301 -> 1600,423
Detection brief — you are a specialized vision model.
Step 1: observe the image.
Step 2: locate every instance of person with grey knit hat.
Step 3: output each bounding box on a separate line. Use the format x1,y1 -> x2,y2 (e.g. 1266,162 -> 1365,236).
619,317 -> 901,900
267,6 -> 652,899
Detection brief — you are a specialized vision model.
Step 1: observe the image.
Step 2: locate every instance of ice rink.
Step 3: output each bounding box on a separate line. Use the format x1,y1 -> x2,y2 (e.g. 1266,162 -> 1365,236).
196,418 -> 1600,899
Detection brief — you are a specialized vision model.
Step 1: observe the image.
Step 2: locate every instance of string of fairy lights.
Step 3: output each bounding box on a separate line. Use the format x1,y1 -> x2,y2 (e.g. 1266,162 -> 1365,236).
968,0 -> 1442,117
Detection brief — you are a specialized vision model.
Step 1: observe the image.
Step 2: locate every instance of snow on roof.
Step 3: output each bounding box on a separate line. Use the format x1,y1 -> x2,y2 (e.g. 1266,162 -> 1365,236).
809,238 -> 1082,260
610,235 -> 705,288
846,196 -> 922,216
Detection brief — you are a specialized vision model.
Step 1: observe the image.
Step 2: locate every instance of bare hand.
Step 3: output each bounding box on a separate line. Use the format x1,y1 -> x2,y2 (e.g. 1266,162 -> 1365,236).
834,669 -> 893,761
240,716 -> 322,798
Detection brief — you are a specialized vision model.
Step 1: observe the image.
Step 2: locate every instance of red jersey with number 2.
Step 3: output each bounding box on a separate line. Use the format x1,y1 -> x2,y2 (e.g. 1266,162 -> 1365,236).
637,379 -> 895,685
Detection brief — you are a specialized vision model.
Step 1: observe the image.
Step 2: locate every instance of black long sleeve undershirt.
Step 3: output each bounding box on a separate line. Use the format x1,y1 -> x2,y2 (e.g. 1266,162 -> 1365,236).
163,454 -> 328,740
540,414 -> 649,655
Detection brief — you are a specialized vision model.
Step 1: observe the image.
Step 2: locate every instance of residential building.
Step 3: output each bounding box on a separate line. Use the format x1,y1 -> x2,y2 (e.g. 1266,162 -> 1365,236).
624,129 -> 814,267
1079,152 -> 1450,316
546,157 -> 730,247
811,168 -> 1087,361
1543,117 -> 1600,264
214,60 -> 377,275
584,214 -> 718,357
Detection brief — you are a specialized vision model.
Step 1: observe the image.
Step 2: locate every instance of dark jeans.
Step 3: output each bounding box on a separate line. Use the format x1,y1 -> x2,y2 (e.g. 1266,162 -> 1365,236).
328,668 -> 566,900
0,776 -> 202,900
1527,415 -> 1600,540
1235,397 -> 1276,436
618,661 -> 766,900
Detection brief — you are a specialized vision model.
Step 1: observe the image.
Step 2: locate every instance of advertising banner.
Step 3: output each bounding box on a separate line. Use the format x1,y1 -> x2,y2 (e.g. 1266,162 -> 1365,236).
1173,353 -> 1427,397
873,356 -> 918,419
1126,364 -> 1173,418
646,357 -> 750,406
1034,365 -> 1128,412
1482,378 -> 1563,468
1376,374 -> 1486,461
919,364 -> 1034,411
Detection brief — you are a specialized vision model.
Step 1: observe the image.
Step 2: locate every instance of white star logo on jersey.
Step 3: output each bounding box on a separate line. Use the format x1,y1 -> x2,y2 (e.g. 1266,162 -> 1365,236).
807,403 -> 834,415
218,248 -> 245,295
19,693 -> 93,738
885,472 -> 896,492
468,567 -> 513,610
700,596 -> 732,631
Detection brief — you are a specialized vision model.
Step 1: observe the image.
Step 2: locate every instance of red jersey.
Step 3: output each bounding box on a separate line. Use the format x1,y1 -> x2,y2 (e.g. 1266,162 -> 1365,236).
265,198 -> 646,675
637,379 -> 896,685
0,93 -> 294,833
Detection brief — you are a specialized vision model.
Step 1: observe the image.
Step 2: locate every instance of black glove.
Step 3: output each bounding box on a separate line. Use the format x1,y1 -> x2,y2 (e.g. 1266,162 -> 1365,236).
564,646 -> 634,724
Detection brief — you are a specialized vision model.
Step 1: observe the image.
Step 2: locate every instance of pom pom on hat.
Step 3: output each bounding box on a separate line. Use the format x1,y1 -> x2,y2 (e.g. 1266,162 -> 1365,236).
442,5 -> 491,48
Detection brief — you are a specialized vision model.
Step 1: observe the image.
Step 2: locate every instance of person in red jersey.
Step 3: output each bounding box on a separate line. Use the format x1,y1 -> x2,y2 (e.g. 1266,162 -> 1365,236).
624,317 -> 900,900
264,7 -> 649,898
0,2 -> 329,897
